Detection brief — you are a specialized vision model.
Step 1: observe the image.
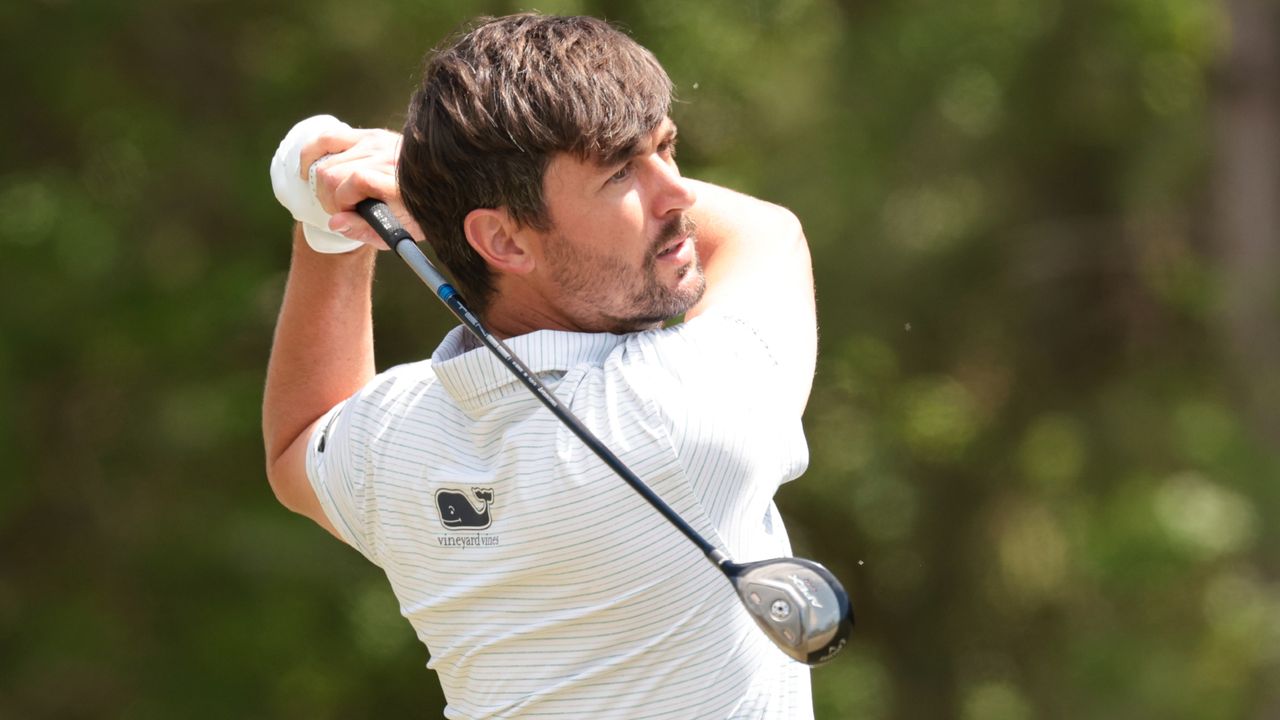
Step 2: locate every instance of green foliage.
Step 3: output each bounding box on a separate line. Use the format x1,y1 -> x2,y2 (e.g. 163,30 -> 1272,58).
3,0 -> 1277,717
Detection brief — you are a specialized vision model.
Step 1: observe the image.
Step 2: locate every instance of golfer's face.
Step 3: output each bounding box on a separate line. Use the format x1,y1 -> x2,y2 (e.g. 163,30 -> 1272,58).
535,119 -> 705,332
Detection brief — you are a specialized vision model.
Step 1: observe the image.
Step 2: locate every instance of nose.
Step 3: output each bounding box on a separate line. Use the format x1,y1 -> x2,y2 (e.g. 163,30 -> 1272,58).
647,155 -> 697,218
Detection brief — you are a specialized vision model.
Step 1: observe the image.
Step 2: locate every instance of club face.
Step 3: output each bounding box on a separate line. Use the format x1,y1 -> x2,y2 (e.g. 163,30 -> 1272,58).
728,557 -> 853,666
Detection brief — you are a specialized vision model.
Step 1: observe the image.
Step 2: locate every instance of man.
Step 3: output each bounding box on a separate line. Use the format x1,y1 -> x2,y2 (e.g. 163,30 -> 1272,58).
263,13 -> 817,719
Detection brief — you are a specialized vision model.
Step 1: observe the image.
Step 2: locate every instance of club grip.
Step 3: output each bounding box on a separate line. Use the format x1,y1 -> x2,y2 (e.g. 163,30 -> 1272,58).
355,199 -> 415,251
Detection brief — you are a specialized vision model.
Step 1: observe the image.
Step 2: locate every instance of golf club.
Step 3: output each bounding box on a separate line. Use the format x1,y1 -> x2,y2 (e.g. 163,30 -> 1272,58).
355,198 -> 853,666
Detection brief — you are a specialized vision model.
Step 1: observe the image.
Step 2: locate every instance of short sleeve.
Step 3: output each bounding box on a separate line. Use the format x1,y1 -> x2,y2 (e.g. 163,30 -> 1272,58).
306,395 -> 379,562
305,360 -> 438,563
625,311 -> 812,487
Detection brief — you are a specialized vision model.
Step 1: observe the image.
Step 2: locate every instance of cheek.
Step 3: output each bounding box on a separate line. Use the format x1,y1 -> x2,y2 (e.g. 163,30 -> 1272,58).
578,195 -> 649,250
619,193 -> 656,243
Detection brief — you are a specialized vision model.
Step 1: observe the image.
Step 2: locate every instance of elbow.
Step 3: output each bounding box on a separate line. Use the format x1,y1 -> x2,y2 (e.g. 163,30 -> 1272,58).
262,435 -> 309,516
768,202 -> 804,238
262,434 -> 287,501
261,417 -> 339,537
767,204 -> 809,259
770,202 -> 801,229
264,454 -> 295,512
744,197 -> 805,252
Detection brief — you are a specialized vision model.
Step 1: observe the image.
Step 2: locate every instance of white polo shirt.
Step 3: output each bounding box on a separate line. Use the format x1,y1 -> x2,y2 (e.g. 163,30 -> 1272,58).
307,311 -> 814,719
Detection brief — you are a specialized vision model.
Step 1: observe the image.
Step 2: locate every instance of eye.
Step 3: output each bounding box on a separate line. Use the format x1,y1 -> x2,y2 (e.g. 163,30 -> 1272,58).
608,163 -> 632,183
658,137 -> 678,159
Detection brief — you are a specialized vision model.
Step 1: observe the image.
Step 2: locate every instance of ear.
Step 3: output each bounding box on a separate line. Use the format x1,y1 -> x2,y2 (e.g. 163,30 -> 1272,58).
463,208 -> 534,275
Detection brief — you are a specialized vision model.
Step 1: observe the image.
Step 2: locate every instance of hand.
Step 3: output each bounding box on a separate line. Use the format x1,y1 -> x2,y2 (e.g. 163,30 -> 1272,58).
299,127 -> 426,249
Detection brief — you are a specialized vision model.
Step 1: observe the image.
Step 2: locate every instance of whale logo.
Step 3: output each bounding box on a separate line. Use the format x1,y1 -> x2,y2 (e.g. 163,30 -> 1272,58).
435,488 -> 494,530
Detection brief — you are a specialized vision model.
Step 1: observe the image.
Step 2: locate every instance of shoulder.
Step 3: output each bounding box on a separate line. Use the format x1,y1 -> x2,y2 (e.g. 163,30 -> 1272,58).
313,359 -> 440,460
604,314 -> 811,489
618,312 -> 793,388
350,359 -> 439,414
599,313 -> 798,435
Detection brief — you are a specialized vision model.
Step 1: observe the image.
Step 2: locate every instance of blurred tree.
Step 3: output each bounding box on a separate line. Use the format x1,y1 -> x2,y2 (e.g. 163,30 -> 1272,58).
1212,0 -> 1280,445
1210,6 -> 1280,720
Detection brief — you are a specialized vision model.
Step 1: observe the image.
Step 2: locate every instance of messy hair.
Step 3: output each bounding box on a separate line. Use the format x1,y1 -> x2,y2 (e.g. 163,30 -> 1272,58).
398,13 -> 674,312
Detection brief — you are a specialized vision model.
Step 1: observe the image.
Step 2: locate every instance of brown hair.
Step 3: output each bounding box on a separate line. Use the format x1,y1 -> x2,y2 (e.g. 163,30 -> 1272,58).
398,14 -> 673,312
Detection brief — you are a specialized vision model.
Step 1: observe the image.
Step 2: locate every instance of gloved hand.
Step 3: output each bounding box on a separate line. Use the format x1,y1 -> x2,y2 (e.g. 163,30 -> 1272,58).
269,114 -> 365,253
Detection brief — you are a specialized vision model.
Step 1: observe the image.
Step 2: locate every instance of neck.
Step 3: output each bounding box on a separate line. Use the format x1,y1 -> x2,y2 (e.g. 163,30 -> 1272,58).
477,276 -> 580,339
477,276 -> 663,338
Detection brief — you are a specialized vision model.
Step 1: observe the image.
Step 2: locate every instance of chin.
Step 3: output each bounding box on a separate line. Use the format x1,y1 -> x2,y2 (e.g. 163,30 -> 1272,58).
673,264 -> 707,307
595,263 -> 706,333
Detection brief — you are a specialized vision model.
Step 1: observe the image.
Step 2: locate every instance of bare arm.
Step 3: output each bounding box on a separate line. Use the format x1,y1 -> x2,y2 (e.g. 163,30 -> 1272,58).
262,126 -> 410,537
684,180 -> 817,414
262,226 -> 376,536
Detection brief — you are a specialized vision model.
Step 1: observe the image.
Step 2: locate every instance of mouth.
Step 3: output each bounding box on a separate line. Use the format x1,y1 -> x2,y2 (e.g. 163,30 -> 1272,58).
656,234 -> 688,259
650,215 -> 699,268
655,234 -> 696,266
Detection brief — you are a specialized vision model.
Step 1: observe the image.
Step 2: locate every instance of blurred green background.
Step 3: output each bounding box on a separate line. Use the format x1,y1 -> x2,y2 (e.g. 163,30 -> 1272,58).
3,0 -> 1278,717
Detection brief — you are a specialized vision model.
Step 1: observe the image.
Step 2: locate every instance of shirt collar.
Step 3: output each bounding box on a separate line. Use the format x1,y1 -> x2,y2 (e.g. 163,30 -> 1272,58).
431,325 -> 629,412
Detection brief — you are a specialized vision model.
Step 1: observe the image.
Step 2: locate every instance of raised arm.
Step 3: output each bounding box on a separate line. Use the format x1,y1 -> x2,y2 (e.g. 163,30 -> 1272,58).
684,180 -> 817,414
262,125 -> 414,536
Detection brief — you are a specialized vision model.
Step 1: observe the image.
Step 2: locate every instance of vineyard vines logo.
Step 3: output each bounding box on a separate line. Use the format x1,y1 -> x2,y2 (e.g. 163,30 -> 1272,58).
436,487 -> 494,529
434,488 -> 501,548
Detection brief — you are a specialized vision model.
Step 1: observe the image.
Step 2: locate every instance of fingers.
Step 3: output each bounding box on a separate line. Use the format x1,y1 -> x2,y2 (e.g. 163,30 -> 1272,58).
301,128 -> 402,209
296,127 -> 419,249
319,162 -> 395,212
299,127 -> 401,181
328,206 -> 427,249
298,127 -> 365,180
326,211 -> 384,249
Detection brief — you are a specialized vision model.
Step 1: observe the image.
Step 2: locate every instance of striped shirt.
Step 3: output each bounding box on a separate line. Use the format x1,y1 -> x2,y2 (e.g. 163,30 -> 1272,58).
307,311 -> 814,719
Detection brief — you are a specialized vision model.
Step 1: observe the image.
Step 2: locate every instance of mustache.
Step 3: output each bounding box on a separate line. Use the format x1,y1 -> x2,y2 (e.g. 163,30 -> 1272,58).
648,215 -> 698,260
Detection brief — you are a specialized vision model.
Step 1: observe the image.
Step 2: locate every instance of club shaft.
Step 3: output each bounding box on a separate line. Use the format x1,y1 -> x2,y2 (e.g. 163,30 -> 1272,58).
356,200 -> 730,569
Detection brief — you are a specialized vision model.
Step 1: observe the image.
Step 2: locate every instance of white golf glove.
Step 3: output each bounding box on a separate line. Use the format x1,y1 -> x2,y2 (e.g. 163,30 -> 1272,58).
269,114 -> 364,254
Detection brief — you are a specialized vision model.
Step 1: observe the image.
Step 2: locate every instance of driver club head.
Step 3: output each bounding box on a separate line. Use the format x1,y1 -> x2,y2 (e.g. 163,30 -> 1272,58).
726,557 -> 853,666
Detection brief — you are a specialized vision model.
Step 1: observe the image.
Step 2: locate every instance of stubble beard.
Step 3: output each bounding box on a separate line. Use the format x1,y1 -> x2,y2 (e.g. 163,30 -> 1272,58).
547,214 -> 706,333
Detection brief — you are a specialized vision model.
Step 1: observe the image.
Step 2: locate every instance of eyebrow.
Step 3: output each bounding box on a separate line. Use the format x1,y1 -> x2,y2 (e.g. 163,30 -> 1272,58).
596,121 -> 678,169
660,124 -> 678,147
652,118 -> 678,146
